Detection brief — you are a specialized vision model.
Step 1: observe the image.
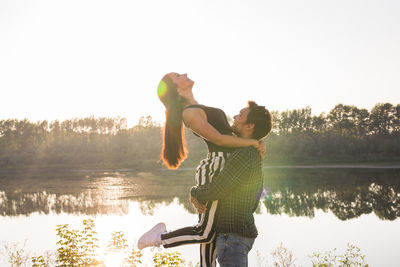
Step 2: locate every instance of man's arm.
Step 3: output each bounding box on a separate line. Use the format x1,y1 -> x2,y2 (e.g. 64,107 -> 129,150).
190,147 -> 254,203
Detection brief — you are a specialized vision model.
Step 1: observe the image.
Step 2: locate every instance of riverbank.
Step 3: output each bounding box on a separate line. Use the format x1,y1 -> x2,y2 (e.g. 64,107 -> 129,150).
1,160 -> 400,174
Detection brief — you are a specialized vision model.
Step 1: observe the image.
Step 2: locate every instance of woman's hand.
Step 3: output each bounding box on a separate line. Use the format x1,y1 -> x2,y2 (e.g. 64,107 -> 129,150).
190,196 -> 207,214
258,140 -> 266,159
252,139 -> 266,159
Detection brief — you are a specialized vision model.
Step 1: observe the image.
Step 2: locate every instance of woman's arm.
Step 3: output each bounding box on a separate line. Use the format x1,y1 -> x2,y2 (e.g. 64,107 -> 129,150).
182,108 -> 258,148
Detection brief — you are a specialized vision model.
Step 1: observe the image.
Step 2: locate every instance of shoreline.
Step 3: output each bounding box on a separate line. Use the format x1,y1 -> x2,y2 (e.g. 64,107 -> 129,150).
1,162 -> 400,174
264,164 -> 400,169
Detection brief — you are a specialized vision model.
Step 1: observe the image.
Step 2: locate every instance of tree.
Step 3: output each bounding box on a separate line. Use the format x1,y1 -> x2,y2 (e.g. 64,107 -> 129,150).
327,104 -> 358,136
369,103 -> 395,134
311,113 -> 326,132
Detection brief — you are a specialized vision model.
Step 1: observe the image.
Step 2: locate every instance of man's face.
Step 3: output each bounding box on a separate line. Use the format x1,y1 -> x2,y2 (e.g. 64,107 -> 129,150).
231,107 -> 250,137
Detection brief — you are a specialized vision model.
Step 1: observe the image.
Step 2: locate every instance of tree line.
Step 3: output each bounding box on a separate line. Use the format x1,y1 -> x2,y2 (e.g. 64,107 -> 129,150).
0,102 -> 399,169
266,102 -> 400,163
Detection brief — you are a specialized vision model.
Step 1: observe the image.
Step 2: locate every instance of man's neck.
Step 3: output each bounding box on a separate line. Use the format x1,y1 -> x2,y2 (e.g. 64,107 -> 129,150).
235,131 -> 253,139
241,133 -> 253,139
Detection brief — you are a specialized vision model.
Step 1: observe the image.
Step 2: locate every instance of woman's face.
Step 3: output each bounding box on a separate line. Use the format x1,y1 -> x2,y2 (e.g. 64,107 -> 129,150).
168,72 -> 194,94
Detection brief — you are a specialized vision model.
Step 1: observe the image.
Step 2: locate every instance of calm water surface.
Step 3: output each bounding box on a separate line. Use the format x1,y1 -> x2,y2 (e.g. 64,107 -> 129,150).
0,167 -> 399,266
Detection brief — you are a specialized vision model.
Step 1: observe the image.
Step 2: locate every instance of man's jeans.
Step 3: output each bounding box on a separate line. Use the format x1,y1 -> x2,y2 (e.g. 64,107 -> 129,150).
216,233 -> 255,267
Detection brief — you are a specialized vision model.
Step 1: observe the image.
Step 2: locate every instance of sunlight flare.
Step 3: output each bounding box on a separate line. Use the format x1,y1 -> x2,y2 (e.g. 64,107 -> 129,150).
104,251 -> 125,267
157,80 -> 167,98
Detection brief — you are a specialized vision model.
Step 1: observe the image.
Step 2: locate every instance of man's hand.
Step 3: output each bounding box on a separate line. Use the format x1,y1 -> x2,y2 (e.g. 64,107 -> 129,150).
190,196 -> 207,214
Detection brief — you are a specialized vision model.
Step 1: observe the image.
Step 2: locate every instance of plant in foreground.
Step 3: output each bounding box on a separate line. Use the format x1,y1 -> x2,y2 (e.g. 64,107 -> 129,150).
106,230 -> 143,267
153,251 -> 185,267
4,218 -> 370,267
56,218 -> 101,266
310,243 -> 369,267
271,242 -> 298,267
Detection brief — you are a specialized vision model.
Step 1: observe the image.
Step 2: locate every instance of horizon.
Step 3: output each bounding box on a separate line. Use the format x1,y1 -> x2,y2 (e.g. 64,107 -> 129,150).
1,101 -> 398,128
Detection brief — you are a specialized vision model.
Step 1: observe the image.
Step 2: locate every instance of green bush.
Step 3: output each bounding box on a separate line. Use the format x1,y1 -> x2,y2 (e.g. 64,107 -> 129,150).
55,219 -> 100,266
310,243 -> 369,267
153,251 -> 185,267
2,220 -> 370,267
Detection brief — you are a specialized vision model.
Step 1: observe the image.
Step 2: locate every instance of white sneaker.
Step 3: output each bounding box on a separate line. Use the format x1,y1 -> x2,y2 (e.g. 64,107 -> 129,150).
137,222 -> 167,250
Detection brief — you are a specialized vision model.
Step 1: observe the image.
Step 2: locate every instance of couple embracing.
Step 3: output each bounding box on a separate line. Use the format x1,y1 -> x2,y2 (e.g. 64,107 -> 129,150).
138,72 -> 272,267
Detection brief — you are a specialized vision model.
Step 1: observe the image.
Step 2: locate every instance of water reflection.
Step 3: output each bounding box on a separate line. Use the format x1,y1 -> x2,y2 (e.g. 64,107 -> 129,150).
0,170 -> 196,217
0,168 -> 399,220
0,190 -> 131,216
263,168 -> 400,220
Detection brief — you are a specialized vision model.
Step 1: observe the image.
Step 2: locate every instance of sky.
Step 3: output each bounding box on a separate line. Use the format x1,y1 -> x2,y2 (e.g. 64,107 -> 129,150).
1,0 -> 399,127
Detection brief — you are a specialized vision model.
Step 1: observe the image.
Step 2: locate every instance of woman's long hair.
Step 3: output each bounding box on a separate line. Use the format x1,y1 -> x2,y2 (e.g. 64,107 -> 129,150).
157,74 -> 187,169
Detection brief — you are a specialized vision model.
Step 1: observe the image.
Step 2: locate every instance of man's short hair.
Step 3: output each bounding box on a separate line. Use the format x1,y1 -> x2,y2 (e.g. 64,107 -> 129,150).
246,101 -> 273,140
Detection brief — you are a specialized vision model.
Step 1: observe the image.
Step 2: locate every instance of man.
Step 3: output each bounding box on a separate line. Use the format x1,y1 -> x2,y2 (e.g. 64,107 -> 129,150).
190,101 -> 272,267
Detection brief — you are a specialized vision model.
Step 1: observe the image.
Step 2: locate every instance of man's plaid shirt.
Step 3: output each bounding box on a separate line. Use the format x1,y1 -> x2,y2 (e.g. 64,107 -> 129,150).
191,146 -> 263,238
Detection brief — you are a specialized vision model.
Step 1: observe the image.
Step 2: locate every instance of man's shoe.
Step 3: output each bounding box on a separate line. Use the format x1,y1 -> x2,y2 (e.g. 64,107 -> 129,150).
137,222 -> 167,250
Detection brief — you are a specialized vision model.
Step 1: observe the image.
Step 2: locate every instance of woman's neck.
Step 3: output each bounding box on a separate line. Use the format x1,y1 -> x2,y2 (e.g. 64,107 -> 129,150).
181,94 -> 198,108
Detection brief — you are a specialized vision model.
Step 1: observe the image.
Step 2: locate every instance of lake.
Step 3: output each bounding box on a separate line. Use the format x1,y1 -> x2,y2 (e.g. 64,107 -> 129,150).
0,167 -> 399,266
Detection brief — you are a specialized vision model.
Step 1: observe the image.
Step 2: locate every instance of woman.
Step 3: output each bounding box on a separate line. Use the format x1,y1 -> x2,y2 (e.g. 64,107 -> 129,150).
138,72 -> 264,267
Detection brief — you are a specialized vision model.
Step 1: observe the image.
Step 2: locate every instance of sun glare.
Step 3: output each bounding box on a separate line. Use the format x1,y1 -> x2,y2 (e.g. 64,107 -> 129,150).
157,80 -> 167,98
103,251 -> 125,267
